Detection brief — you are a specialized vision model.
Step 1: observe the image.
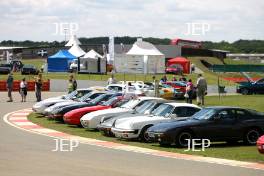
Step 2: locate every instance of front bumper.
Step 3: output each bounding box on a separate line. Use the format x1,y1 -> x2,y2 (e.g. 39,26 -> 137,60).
257,143 -> 264,154
111,127 -> 139,139
147,132 -> 173,144
32,106 -> 47,114
97,124 -> 114,136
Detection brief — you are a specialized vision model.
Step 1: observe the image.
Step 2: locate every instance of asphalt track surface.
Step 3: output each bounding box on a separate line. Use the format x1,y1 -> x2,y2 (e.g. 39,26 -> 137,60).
0,92 -> 263,176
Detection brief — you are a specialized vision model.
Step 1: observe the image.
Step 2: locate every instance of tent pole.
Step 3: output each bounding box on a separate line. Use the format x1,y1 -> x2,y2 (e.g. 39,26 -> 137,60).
218,75 -> 220,100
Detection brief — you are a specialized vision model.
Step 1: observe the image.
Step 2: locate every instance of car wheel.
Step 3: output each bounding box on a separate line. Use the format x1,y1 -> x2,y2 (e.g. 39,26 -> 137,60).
139,125 -> 152,142
241,88 -> 249,95
244,128 -> 261,145
175,131 -> 193,148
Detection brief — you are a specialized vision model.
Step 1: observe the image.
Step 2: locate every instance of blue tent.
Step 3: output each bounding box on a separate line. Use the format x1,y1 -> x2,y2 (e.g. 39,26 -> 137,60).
47,50 -> 76,72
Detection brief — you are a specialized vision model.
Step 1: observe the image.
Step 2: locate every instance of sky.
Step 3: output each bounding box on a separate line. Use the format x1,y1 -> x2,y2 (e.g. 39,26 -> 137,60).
0,0 -> 263,42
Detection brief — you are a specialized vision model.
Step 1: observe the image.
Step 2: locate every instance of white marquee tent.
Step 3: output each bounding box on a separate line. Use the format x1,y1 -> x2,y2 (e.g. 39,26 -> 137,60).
65,35 -> 81,47
79,49 -> 106,73
114,40 -> 165,74
82,49 -> 103,59
68,44 -> 85,57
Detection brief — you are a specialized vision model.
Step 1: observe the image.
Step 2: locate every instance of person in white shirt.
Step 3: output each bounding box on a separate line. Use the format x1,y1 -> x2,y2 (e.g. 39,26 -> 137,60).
20,78 -> 28,102
107,74 -> 117,85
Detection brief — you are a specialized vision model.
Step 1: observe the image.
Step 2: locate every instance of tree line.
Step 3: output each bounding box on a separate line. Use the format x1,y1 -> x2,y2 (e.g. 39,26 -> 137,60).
1,37 -> 264,53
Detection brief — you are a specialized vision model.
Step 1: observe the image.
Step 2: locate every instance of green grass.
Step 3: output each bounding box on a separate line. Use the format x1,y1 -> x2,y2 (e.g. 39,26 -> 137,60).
28,95 -> 264,163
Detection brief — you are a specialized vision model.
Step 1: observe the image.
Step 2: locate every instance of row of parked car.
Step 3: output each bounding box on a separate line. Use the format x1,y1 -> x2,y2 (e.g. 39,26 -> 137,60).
32,86 -> 264,152
0,60 -> 39,75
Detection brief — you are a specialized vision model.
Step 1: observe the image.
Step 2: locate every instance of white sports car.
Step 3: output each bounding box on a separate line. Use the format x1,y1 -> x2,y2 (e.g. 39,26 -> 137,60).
80,97 -> 163,129
111,103 -> 201,141
32,88 -> 92,114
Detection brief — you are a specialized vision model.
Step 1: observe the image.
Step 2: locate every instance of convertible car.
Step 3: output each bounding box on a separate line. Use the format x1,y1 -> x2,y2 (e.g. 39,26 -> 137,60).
80,97 -> 163,130
111,103 -> 201,141
63,96 -> 126,126
147,107 -> 264,147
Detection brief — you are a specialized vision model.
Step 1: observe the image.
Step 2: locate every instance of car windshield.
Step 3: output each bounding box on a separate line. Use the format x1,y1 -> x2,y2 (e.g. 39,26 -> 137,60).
173,82 -> 186,86
89,94 -> 109,104
121,99 -> 140,109
135,101 -> 154,114
102,96 -> 119,106
151,104 -> 174,117
192,108 -> 216,120
78,92 -> 96,102
64,90 -> 78,100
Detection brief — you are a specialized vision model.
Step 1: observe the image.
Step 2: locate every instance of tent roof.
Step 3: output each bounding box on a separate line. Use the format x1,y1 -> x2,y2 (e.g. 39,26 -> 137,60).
65,35 -> 81,47
126,41 -> 164,56
68,44 -> 86,57
48,50 -> 76,59
168,57 -> 190,63
82,49 -> 103,59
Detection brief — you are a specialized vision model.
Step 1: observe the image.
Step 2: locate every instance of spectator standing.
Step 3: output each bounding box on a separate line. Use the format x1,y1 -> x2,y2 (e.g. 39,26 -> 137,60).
185,79 -> 194,104
179,76 -> 187,82
172,75 -> 177,81
196,74 -> 207,105
72,76 -> 77,91
6,73 -> 14,102
191,63 -> 195,73
107,74 -> 117,85
160,75 -> 167,84
20,78 -> 28,102
35,73 -> 43,102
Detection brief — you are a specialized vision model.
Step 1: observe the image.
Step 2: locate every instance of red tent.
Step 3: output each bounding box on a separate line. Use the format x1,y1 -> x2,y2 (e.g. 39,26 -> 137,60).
167,57 -> 190,74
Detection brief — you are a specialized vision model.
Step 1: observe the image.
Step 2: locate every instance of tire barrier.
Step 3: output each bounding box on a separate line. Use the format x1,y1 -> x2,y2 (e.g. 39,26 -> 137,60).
0,80 -> 50,91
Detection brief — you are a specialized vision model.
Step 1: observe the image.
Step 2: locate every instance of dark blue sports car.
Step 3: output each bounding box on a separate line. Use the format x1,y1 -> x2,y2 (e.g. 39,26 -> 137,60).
147,106 -> 264,147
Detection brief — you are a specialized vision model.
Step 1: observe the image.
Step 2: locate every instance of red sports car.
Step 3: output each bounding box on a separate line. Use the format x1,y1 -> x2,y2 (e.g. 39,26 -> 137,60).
257,135 -> 264,154
164,81 -> 197,99
63,96 -> 125,126
165,64 -> 183,74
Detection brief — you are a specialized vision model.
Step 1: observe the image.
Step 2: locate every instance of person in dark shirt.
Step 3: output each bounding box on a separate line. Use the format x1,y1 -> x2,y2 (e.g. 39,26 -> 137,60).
35,73 -> 43,102
6,73 -> 14,102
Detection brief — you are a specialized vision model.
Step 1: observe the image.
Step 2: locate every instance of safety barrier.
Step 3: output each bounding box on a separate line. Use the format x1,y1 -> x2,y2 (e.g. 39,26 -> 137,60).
0,80 -> 50,91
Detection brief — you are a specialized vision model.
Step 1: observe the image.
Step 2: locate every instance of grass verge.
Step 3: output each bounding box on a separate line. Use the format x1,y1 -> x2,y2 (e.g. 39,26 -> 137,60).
28,95 -> 264,163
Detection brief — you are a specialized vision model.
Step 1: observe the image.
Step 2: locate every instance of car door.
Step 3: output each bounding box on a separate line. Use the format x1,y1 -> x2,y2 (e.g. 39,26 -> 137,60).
196,109 -> 238,140
254,79 -> 264,93
210,109 -> 238,140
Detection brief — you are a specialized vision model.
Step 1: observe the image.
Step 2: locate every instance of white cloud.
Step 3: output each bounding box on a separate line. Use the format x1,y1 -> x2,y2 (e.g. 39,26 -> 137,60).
0,0 -> 263,42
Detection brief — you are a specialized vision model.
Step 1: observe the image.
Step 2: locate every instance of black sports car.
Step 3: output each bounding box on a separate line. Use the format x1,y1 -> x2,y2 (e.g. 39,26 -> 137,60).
236,78 -> 264,95
0,64 -> 12,74
51,93 -> 122,121
21,64 -> 39,75
147,107 -> 264,147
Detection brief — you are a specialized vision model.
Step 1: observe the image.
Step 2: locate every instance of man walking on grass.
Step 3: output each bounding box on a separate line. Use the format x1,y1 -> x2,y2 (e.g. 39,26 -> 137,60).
196,74 -> 207,106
